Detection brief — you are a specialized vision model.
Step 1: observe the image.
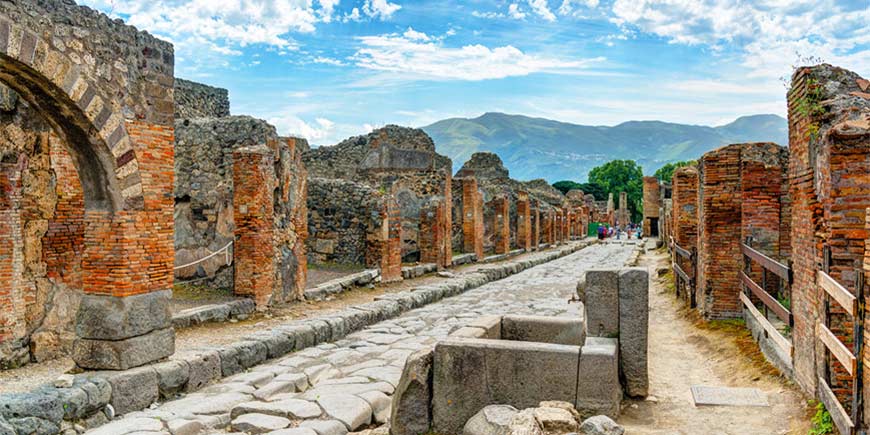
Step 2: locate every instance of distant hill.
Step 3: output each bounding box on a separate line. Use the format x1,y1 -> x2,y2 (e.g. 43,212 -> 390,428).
421,113 -> 788,182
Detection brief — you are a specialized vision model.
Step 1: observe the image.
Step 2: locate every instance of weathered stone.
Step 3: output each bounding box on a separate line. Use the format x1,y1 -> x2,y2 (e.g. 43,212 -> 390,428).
618,268 -> 648,398
160,392 -> 251,416
501,315 -> 585,346
179,350 -> 222,392
231,399 -> 322,419
507,409 -> 543,435
464,316 -> 501,339
86,417 -> 165,435
267,428 -> 320,435
166,418 -> 205,435
578,415 -> 624,435
462,405 -> 517,435
154,360 -> 190,398
316,395 -> 373,431
481,340 -> 579,409
101,366 -> 160,416
575,338 -> 620,419
390,348 -> 433,435
0,416 -> 14,435
231,413 -> 291,434
583,271 -> 619,337
299,419 -> 350,435
219,341 -> 269,377
532,407 -> 578,434
75,291 -> 172,340
73,327 -> 175,370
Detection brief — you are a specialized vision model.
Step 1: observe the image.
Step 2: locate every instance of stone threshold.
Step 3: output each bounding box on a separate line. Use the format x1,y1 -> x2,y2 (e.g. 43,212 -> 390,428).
0,240 -> 594,435
171,299 -> 257,329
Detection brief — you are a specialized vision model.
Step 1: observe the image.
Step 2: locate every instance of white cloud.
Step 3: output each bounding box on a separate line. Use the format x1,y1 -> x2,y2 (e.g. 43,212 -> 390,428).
362,0 -> 402,19
609,0 -> 870,79
269,114 -> 337,142
527,0 -> 556,21
403,27 -> 430,41
472,10 -> 504,19
312,56 -> 347,66
317,0 -> 340,23
342,7 -> 362,22
352,33 -> 604,81
558,0 -> 598,16
508,4 -> 527,20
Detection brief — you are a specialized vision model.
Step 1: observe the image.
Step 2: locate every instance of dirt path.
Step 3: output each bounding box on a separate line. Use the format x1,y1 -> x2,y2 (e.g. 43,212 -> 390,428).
618,246 -> 812,435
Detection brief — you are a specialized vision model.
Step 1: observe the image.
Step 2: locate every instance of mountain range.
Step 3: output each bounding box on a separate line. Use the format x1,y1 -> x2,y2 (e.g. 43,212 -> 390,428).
421,112 -> 788,183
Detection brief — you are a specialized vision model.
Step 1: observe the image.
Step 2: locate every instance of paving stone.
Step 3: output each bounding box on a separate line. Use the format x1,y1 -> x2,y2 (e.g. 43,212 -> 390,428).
231,413 -> 291,434
299,382 -> 394,400
274,373 -> 310,392
85,417 -> 165,435
166,418 -> 205,435
316,395 -> 373,430
160,392 -> 252,416
266,428 -> 319,435
227,371 -> 276,388
254,380 -> 301,400
299,419 -> 349,435
231,399 -> 322,419
350,366 -> 403,387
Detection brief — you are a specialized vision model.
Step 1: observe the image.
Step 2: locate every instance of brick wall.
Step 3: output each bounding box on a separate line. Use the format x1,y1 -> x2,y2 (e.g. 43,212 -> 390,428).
420,198 -> 450,268
671,166 -> 699,305
531,201 -> 540,249
43,139 -> 84,289
696,142 -> 789,319
457,177 -> 484,259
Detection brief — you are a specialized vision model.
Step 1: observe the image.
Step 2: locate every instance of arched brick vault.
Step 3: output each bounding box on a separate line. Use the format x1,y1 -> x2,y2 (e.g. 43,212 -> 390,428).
0,1 -> 176,369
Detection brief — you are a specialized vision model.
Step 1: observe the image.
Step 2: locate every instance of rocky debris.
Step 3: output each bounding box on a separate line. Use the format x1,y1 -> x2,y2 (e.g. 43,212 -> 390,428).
532,407 -> 578,434
578,415 -> 624,435
53,375 -> 74,389
462,405 -> 518,435
457,153 -> 510,181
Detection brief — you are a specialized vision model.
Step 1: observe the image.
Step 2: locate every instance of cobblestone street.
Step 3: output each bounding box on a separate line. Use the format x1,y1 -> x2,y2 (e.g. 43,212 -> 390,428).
90,241 -> 638,435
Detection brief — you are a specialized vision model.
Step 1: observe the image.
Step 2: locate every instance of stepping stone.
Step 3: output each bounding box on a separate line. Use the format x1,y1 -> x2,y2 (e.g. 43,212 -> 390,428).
231,413 -> 291,433
232,398 -> 323,419
357,390 -> 391,424
300,419 -> 349,435
316,394 -> 373,430
690,386 -> 769,407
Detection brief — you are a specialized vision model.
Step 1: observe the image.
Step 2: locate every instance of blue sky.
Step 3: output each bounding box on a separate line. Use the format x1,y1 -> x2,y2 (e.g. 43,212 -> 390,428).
82,0 -> 869,146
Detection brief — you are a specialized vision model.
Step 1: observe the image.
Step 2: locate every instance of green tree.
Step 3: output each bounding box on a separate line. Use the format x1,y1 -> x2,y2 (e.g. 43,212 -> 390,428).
654,160 -> 696,183
588,160 -> 644,222
551,180 -> 607,200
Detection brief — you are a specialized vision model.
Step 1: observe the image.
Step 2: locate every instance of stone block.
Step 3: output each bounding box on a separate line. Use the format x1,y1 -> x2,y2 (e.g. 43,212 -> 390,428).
584,270 -> 619,337
391,348 -> 434,435
75,290 -> 172,340
465,316 -> 501,339
300,419 -> 349,435
317,394 -> 373,431
101,366 -> 159,415
618,268 -> 649,398
153,359 -> 190,398
219,340 -> 268,376
501,315 -> 585,346
72,327 -> 175,370
576,338 -> 620,419
463,405 -> 518,435
482,340 -> 579,409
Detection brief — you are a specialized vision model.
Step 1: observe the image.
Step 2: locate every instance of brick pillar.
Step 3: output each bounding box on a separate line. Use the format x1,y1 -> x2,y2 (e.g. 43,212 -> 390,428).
696,142 -> 788,320
531,201 -> 540,249
420,199 -> 450,269
672,166 -> 699,305
0,160 -> 27,368
73,121 -> 176,370
232,145 -> 276,308
643,177 -> 661,236
492,197 -> 510,254
461,179 -> 484,259
516,192 -> 531,251
367,194 -> 403,282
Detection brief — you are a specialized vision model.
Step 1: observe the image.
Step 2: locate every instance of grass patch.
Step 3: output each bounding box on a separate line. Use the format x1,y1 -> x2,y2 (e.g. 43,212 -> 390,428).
686,312 -> 782,378
808,401 -> 834,435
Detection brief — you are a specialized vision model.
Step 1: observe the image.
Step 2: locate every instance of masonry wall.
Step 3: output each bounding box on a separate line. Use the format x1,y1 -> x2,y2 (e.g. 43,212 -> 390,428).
671,166 -> 699,305
786,66 -> 870,411
453,177 -> 484,259
175,78 -> 230,119
696,142 -> 789,320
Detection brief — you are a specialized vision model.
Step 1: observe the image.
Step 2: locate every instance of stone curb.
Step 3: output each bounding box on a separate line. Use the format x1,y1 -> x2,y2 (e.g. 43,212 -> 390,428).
401,263 -> 437,280
303,269 -> 380,302
171,299 -> 257,329
0,240 -> 594,435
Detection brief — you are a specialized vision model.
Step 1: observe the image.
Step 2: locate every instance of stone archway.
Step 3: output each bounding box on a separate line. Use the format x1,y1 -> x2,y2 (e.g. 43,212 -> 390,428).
0,2 -> 176,369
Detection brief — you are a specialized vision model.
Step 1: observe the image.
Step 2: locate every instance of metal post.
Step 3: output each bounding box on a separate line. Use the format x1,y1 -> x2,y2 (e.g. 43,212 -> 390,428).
852,268 -> 865,431
823,245 -> 832,387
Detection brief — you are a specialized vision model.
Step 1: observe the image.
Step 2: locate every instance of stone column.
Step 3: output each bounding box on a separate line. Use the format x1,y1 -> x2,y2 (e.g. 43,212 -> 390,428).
367,194 -> 403,282
516,192 -> 531,251
420,198 -> 450,269
531,201 -> 540,250
643,177 -> 661,236
232,145 -> 277,309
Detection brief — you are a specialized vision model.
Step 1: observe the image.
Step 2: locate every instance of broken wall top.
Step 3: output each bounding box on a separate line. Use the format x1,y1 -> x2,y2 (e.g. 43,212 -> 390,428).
175,78 -> 230,119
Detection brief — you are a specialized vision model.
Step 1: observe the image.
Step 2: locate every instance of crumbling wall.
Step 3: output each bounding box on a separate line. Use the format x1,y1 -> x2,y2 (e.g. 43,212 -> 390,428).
643,177 -> 661,236
174,116 -> 308,304
452,177 -> 484,258
671,166 -> 699,305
